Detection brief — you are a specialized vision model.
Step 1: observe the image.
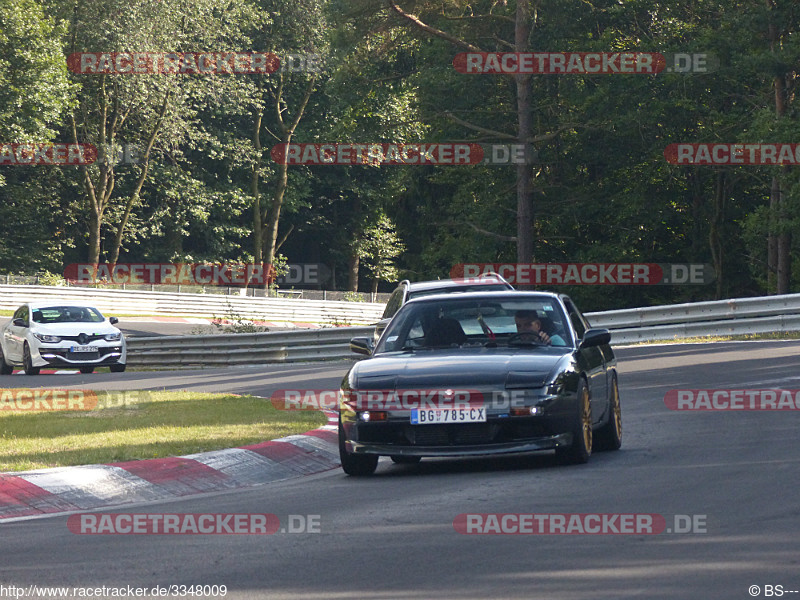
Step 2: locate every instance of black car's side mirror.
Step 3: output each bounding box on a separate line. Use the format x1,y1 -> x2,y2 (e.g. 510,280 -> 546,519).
579,328 -> 611,349
109,317 -> 119,325
12,318 -> 26,327
350,337 -> 374,356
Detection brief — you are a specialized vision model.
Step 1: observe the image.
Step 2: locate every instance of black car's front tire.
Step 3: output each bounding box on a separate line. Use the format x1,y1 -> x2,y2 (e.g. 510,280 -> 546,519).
556,377 -> 592,465
338,419 -> 378,476
594,374 -> 622,451
23,344 -> 40,376
0,345 -> 13,375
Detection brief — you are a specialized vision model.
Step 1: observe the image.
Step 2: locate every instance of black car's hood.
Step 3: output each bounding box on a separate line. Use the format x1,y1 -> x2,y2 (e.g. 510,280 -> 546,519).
353,347 -> 570,390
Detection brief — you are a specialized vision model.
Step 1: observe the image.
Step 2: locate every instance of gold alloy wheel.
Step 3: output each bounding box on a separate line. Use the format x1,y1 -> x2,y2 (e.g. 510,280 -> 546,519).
579,384 -> 592,454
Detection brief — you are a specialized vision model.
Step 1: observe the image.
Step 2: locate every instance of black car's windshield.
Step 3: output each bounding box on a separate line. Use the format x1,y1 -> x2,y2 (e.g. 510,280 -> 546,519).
376,296 -> 572,353
32,306 -> 105,324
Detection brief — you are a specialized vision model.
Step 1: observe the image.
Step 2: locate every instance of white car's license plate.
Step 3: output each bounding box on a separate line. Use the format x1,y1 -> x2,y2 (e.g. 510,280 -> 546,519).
71,345 -> 98,353
411,408 -> 486,424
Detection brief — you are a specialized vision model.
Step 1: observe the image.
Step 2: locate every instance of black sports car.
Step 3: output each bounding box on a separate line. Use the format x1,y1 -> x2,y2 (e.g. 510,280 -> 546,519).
339,291 -> 621,475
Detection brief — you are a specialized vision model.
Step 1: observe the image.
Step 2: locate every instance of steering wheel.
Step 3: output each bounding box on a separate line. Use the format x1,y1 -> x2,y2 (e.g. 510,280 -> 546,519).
507,332 -> 546,345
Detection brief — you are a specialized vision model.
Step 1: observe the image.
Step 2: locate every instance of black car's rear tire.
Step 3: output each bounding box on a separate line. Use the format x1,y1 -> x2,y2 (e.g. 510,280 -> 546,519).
594,375 -> 622,451
79,366 -> 94,374
110,364 -> 126,373
0,345 -> 13,375
338,419 -> 378,476
556,378 -> 592,465
23,344 -> 40,376
390,455 -> 422,464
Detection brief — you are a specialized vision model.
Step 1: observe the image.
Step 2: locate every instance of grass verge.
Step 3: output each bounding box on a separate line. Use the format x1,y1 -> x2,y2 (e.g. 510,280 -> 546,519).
0,390 -> 326,472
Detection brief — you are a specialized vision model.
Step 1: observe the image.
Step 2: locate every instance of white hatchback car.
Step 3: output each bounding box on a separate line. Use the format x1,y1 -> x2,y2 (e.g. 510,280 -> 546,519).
0,303 -> 126,375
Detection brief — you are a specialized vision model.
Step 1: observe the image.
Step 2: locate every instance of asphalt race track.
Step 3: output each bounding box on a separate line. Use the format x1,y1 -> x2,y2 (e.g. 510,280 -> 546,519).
1,341 -> 799,600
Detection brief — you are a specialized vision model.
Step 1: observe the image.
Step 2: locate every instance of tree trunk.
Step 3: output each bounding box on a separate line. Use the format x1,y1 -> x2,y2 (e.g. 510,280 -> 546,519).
709,170 -> 725,299
262,155 -> 288,272
768,177 -> 779,293
767,3 -> 791,294
108,90 -> 170,265
348,253 -> 359,292
515,0 -> 534,275
258,73 -> 316,289
88,204 -> 102,265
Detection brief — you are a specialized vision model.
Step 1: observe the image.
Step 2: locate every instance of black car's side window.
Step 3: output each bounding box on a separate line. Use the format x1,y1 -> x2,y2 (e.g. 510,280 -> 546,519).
382,288 -> 405,319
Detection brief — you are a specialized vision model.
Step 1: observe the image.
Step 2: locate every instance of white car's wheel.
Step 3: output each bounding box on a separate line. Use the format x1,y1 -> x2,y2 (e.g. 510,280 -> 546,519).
23,343 -> 40,376
0,345 -> 13,375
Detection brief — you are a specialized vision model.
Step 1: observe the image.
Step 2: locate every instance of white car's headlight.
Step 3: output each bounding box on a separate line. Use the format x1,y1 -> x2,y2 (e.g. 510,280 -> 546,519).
104,332 -> 122,341
33,333 -> 62,343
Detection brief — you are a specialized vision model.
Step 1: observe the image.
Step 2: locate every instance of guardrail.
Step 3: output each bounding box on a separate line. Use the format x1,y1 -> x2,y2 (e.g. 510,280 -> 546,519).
0,275 -> 392,302
123,292 -> 800,368
126,326 -> 374,367
586,292 -> 800,343
0,285 -> 385,325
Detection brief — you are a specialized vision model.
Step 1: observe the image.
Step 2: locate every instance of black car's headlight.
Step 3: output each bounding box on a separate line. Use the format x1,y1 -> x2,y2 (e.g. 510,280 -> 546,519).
33,333 -> 61,343
104,332 -> 122,341
504,390 -> 545,416
546,382 -> 565,396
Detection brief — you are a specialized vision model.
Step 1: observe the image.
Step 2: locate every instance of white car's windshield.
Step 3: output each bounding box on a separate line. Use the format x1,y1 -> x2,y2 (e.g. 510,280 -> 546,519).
376,296 -> 572,353
31,306 -> 105,324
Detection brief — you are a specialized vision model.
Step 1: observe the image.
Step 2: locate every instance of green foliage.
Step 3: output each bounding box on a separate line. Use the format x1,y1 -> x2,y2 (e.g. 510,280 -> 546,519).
356,213 -> 404,285
4,0 -> 800,307
210,299 -> 270,334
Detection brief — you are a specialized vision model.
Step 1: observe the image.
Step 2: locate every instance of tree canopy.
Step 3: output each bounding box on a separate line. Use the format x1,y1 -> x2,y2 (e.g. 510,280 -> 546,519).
1,0 -> 798,309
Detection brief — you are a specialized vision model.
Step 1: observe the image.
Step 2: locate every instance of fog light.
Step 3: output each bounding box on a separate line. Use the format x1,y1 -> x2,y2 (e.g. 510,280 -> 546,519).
511,406 -> 542,417
359,411 -> 388,422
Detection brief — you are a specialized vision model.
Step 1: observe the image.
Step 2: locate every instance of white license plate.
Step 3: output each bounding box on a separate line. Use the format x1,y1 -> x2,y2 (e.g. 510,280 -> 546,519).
71,345 -> 98,353
411,408 -> 486,424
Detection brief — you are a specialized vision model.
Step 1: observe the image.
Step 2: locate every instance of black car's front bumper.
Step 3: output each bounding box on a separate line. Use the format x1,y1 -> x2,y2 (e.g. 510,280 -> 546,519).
345,433 -> 573,457
341,409 -> 576,458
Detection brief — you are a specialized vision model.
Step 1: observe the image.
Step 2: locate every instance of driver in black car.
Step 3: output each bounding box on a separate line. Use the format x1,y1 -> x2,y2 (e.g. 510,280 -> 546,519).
514,310 -> 566,345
